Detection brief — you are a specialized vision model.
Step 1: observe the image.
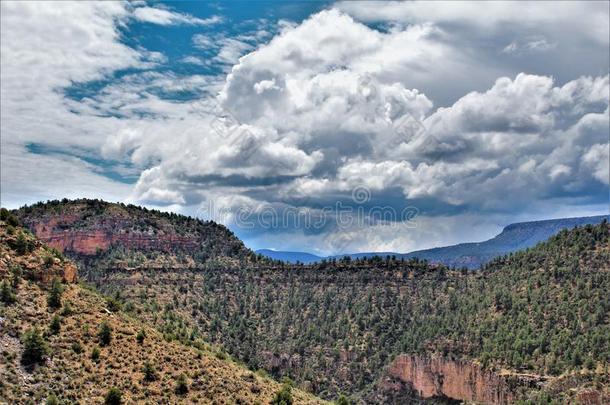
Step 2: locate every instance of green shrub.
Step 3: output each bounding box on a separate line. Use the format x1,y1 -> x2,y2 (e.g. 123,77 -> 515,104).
60,301 -> 73,316
1,208 -> 20,227
1,280 -> 16,304
124,301 -> 135,312
13,232 -> 33,255
47,279 -> 63,309
98,321 -> 112,346
136,329 -> 146,344
49,247 -> 64,261
91,346 -> 100,362
7,214 -> 20,227
104,387 -> 122,405
271,381 -> 293,405
142,361 -> 157,381
71,341 -> 83,354
335,394 -> 350,405
21,328 -> 48,365
175,373 -> 189,395
105,295 -> 122,312
46,393 -> 59,405
43,254 -> 55,268
9,264 -> 22,287
49,315 -> 61,335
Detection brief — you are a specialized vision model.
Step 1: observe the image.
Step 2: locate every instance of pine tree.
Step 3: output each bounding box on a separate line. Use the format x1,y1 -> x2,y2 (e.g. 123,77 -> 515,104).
98,321 -> 112,346
49,315 -> 61,335
1,279 -> 16,304
21,328 -> 48,365
47,279 -> 63,309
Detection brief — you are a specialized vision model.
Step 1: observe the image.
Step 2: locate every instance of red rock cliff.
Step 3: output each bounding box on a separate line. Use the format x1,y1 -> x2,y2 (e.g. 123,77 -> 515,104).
384,354 -> 538,404
0,221 -> 78,284
25,214 -> 199,256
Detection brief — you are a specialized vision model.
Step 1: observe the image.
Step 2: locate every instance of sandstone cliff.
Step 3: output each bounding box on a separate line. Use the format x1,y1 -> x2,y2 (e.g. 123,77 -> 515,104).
382,354 -> 546,404
0,218 -> 78,284
27,212 -> 200,256
13,199 -> 253,269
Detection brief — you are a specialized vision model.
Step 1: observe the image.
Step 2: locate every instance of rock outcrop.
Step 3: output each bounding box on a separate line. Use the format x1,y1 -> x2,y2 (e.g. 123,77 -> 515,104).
14,200 -> 251,264
383,354 -> 546,404
0,220 -> 78,284
24,213 -> 200,256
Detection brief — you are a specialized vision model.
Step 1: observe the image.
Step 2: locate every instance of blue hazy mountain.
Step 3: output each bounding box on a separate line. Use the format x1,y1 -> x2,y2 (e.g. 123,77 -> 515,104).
255,249 -> 323,264
257,215 -> 608,268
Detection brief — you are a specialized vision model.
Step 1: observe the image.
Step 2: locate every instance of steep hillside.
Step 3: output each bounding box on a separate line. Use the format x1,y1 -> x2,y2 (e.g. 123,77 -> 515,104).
0,211 -> 324,404
13,199 -> 258,278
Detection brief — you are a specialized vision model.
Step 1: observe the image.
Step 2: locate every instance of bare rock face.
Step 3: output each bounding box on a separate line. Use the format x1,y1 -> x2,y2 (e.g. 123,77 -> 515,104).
14,200 -> 251,267
26,213 -> 199,256
384,354 -> 539,404
59,261 -> 78,283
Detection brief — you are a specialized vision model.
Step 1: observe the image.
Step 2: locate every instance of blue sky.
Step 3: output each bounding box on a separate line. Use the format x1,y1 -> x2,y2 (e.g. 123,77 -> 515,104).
1,1 -> 609,254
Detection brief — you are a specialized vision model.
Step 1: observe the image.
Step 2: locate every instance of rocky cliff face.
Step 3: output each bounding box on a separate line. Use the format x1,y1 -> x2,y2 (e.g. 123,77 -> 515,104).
23,212 -> 200,256
13,200 -> 252,266
382,354 -> 545,404
0,220 -> 78,284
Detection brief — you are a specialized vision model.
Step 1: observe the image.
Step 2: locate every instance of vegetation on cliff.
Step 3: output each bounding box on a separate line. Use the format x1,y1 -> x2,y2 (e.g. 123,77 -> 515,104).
13,199 -> 261,278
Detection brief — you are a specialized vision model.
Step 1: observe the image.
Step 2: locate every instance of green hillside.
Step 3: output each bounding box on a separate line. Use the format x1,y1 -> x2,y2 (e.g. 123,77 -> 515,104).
13,200 -> 610,403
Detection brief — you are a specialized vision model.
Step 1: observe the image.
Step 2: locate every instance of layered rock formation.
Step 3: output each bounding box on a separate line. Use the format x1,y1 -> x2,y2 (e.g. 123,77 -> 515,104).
23,212 -> 200,256
384,354 -> 546,404
13,200 -> 252,266
0,220 -> 78,284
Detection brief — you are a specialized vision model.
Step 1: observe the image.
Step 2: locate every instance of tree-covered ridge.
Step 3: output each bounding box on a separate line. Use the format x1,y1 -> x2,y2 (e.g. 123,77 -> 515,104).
15,198 -> 229,238
13,199 -> 261,275
94,222 -> 609,402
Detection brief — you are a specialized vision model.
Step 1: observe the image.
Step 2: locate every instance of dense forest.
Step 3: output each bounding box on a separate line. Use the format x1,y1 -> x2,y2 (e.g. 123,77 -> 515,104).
93,222 -> 610,402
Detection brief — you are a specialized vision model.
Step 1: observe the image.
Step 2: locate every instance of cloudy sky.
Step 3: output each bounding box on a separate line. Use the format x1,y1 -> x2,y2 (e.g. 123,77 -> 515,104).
1,1 -> 608,255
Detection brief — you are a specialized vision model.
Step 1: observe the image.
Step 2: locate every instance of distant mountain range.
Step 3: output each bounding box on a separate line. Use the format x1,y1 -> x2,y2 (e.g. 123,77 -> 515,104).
255,249 -> 323,264
256,215 -> 608,268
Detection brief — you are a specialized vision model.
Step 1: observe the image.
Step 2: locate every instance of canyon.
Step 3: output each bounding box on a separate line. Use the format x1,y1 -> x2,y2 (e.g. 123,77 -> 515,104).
9,200 -> 610,404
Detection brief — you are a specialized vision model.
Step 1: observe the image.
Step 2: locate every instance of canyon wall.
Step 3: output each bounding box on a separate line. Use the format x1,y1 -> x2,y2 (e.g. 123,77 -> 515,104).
383,354 -> 544,404
23,214 -> 199,256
